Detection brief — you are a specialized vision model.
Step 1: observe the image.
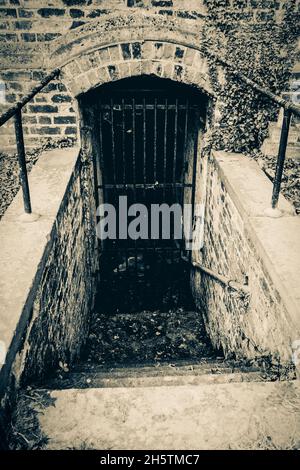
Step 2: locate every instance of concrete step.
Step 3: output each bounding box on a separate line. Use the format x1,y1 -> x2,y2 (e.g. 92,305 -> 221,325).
44,359 -> 265,390
12,380 -> 300,450
269,126 -> 300,143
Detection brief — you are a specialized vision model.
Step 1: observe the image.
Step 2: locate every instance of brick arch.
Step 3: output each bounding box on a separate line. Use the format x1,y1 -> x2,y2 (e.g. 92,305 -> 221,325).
60,41 -> 215,98
48,11 -> 220,98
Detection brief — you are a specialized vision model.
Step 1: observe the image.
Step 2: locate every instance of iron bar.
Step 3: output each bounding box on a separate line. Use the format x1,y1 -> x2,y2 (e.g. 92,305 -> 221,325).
132,98 -> 136,187
163,98 -> 168,198
143,97 -> 146,190
110,98 -> 116,184
14,109 -> 32,214
99,103 -> 195,111
132,98 -> 138,272
122,98 -> 126,185
189,115 -> 199,259
180,100 -> 189,250
154,98 -> 157,182
98,183 -> 193,189
271,108 -> 292,209
173,99 -> 178,185
0,68 -> 60,127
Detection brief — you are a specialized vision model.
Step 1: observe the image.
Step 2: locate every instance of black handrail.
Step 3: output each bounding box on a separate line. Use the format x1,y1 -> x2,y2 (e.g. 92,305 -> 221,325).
0,69 -> 60,214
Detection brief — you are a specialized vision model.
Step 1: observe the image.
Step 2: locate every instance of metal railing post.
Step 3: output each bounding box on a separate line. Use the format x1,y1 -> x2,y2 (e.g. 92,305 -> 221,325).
14,108 -> 32,214
271,108 -> 292,210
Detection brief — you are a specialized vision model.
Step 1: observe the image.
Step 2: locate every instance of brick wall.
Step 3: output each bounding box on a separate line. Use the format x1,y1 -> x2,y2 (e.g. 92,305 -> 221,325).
0,0 -> 298,151
192,150 -> 300,364
17,150 -> 98,384
0,147 -> 98,422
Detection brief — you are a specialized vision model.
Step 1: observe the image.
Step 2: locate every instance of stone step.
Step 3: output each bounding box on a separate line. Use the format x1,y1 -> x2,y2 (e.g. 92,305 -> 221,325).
269,127 -> 300,143
44,359 -> 265,390
11,380 -> 300,450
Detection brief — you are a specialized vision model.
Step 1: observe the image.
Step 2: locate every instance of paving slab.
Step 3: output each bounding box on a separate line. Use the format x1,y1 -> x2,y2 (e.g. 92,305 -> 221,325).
25,380 -> 300,450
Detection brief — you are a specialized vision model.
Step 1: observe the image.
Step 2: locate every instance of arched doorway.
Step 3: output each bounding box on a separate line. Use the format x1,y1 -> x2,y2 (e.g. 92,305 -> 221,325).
79,75 -> 208,311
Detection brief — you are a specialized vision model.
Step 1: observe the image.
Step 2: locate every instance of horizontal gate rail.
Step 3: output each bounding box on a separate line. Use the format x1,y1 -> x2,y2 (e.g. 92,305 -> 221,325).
99,104 -> 198,111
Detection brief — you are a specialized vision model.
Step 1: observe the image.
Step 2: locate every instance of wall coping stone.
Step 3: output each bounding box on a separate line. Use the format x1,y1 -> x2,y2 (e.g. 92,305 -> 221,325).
0,146 -> 80,381
212,150 -> 300,331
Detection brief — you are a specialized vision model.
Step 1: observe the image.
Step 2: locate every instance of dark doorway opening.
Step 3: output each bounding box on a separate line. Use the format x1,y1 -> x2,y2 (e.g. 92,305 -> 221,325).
80,76 -> 215,366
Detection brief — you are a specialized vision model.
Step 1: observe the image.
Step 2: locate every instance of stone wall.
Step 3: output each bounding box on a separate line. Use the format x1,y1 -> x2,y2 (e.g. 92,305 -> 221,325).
17,150 -> 99,384
192,150 -> 300,364
0,0 -> 298,151
0,147 -> 98,431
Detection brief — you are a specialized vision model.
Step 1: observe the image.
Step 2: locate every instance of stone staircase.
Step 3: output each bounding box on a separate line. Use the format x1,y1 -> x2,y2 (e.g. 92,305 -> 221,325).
7,264 -> 300,450
9,358 -> 300,450
262,116 -> 300,159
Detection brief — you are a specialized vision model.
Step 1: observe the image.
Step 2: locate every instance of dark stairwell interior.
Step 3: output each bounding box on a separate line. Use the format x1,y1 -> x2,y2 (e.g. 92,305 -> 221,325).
79,76 -> 219,369
8,77 -> 275,450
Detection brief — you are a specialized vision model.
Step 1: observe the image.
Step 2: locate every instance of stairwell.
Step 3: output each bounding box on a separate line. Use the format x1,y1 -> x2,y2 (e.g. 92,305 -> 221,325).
8,258 -> 300,451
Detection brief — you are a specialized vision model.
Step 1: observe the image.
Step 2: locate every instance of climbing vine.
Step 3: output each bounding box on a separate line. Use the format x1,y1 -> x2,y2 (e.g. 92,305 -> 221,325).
203,0 -> 299,156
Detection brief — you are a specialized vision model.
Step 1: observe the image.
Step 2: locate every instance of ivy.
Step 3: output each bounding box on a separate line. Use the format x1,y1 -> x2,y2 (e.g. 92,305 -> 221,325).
203,0 -> 299,155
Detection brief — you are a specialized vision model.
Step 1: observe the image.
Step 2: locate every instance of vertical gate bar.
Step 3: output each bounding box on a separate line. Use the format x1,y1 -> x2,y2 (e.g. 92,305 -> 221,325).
154,97 -> 157,183
271,108 -> 292,209
170,99 -> 179,264
190,110 -> 199,261
99,103 -> 106,200
132,97 -> 136,188
92,105 -> 100,211
173,98 -> 178,185
121,98 -> 128,273
163,98 -> 168,199
14,108 -> 32,214
143,97 -> 147,193
110,98 -> 116,184
122,97 -> 126,186
132,97 -> 138,273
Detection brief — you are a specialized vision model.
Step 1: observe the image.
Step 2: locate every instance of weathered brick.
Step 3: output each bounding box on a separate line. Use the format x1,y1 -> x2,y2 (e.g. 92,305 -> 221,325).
69,8 -> 84,18
15,20 -> 32,29
29,104 -> 58,113
37,33 -> 61,41
64,126 -> 77,134
132,42 -> 142,60
30,126 -> 61,134
0,9 -> 17,18
51,94 -> 73,103
37,9 -> 66,18
54,115 -> 76,124
38,116 -> 52,124
21,32 -> 36,42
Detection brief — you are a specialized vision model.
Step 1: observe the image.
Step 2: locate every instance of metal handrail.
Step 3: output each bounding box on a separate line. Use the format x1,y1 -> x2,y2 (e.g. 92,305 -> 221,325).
0,69 -> 60,214
0,52 -> 299,214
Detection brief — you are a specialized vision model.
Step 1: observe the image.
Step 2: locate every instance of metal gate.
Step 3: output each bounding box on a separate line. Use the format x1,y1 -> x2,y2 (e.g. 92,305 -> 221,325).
93,78 -> 204,281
